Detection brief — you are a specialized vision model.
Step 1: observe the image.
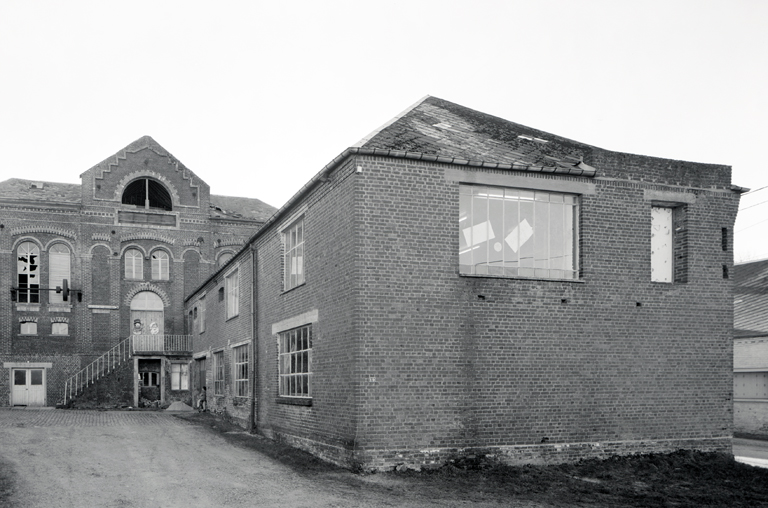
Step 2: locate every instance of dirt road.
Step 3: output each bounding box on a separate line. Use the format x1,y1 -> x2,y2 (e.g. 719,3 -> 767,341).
0,409 -> 541,508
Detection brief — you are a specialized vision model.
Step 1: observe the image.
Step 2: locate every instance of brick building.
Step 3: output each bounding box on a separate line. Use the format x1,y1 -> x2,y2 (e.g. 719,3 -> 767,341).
185,96 -> 743,470
733,259 -> 768,435
0,136 -> 274,408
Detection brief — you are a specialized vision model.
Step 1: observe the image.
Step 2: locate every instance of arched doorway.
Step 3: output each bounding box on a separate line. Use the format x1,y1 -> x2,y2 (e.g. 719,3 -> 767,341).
131,291 -> 164,348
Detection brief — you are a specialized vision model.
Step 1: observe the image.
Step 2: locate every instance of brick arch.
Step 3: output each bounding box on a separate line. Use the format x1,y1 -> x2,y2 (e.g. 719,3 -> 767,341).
124,283 -> 170,307
114,170 -> 181,208
119,244 -> 149,258
89,243 -> 112,256
149,245 -> 175,262
11,236 -> 43,251
43,238 -> 76,253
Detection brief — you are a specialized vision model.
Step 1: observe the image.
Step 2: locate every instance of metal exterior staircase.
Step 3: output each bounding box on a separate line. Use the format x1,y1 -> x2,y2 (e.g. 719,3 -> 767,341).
63,337 -> 132,405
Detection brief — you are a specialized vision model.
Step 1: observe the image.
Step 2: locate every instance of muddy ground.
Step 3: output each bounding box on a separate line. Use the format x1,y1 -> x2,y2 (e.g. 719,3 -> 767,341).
2,409 -> 768,507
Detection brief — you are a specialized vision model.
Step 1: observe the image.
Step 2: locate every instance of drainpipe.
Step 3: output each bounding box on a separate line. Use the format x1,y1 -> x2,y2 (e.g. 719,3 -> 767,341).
249,243 -> 258,433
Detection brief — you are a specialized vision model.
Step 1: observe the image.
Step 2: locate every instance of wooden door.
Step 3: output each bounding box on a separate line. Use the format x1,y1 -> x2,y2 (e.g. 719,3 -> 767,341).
12,369 -> 45,406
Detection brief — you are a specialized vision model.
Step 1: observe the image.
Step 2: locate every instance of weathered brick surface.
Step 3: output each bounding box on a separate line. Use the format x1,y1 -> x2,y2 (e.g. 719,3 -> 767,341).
188,147 -> 739,470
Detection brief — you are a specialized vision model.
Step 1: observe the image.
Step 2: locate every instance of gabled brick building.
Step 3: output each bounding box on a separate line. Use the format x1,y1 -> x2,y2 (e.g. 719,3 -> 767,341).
187,96 -> 743,470
0,136 -> 275,408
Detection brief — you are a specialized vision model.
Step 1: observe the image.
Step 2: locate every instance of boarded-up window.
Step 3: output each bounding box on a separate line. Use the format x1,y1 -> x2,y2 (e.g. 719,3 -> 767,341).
48,244 -> 71,304
651,207 -> 673,282
734,372 -> 768,399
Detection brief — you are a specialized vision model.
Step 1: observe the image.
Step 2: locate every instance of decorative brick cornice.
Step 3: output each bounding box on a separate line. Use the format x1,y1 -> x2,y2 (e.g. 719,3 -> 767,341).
121,232 -> 175,245
10,226 -> 76,239
216,238 -> 247,248
19,316 -> 38,323
51,316 -> 69,323
182,237 -> 205,246
92,233 -> 111,242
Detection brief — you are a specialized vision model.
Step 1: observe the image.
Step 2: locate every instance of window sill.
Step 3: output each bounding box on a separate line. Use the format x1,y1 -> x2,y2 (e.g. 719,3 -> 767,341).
49,335 -> 69,338
459,273 -> 585,284
282,282 -> 306,295
18,334 -> 38,337
15,304 -> 41,311
48,304 -> 72,313
734,398 -> 768,403
226,314 -> 239,322
276,396 -> 312,407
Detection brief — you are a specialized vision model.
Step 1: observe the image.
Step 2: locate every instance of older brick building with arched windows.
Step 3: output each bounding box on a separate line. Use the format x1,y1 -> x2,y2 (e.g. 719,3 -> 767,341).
0,136 -> 274,408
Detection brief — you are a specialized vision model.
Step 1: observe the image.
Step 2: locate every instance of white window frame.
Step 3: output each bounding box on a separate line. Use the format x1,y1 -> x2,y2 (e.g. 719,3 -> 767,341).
283,218 -> 305,291
233,344 -> 249,397
48,243 -> 71,305
459,185 -> 579,280
199,297 -> 206,333
125,249 -> 143,280
225,269 -> 239,319
20,321 -> 37,335
171,363 -> 189,390
17,242 -> 40,303
213,351 -> 225,395
151,250 -> 170,280
278,325 -> 312,398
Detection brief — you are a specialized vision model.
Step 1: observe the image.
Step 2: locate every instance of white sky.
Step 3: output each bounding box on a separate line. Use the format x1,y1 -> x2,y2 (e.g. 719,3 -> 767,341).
1,0 -> 766,262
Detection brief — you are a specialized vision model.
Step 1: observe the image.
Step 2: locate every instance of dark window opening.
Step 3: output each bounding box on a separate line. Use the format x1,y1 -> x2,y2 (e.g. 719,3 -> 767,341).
122,178 -> 172,211
722,228 -> 728,252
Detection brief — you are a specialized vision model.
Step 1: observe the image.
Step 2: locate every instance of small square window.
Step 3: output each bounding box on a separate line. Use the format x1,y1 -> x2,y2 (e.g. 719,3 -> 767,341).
20,321 -> 37,335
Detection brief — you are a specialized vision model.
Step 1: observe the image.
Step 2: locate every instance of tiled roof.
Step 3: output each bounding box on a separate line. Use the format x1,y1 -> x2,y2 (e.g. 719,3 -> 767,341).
356,96 -> 596,175
0,178 -> 81,203
0,178 -> 276,221
209,195 -> 276,222
734,259 -> 768,335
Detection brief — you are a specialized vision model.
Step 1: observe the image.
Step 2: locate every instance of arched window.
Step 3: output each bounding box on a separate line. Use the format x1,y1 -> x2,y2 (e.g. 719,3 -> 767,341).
217,252 -> 233,268
17,242 -> 40,303
151,250 -> 169,280
125,249 -> 144,280
49,244 -> 71,304
122,178 -> 172,211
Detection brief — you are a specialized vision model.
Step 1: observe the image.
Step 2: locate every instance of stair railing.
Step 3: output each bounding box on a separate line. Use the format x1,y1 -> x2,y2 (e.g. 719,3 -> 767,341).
63,337 -> 132,405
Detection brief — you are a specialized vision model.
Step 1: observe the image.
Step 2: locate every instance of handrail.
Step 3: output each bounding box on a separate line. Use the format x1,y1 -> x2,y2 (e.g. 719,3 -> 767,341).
63,337 -> 132,405
132,334 -> 192,352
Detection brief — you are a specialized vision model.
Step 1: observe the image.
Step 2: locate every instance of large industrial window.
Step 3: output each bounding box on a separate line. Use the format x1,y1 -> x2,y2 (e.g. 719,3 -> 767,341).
233,344 -> 249,397
214,351 -> 225,395
225,269 -> 239,319
122,178 -> 173,211
48,244 -> 71,305
459,185 -> 579,279
17,242 -> 40,303
279,325 -> 312,398
196,357 -> 206,391
125,249 -> 143,280
283,218 -> 305,290
151,250 -> 169,280
734,372 -> 768,399
171,363 -> 189,390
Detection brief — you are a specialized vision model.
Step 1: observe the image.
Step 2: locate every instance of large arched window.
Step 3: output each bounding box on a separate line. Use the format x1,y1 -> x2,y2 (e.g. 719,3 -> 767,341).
17,242 -> 40,303
125,249 -> 144,280
151,250 -> 169,280
122,178 -> 172,211
49,244 -> 71,304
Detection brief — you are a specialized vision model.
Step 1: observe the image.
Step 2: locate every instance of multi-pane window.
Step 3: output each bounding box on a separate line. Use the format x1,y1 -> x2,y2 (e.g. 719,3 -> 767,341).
233,344 -> 249,397
226,269 -> 239,319
48,244 -> 71,305
196,357 -> 206,391
283,218 -> 305,290
171,363 -> 189,390
459,186 -> 579,279
214,351 -> 225,395
199,297 -> 206,333
279,325 -> 312,398
17,242 -> 40,303
151,250 -> 169,280
125,249 -> 143,279
141,372 -> 160,386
